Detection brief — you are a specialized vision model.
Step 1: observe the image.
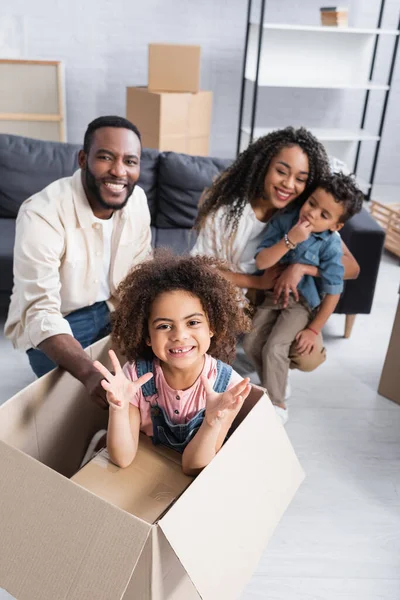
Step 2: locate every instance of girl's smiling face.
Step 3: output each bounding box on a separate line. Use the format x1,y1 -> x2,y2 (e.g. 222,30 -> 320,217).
147,290 -> 213,370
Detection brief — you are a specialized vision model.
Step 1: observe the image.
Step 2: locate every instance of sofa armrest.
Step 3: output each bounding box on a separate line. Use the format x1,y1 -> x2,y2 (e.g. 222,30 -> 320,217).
335,207 -> 385,315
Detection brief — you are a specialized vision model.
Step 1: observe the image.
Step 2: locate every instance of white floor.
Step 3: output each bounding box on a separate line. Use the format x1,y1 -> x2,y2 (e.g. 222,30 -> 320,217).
0,252 -> 399,600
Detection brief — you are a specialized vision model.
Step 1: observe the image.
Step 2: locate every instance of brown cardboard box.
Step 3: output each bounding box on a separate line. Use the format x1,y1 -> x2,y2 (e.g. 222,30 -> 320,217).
378,297 -> 400,404
126,86 -> 212,156
0,336 -> 305,600
148,44 -> 201,93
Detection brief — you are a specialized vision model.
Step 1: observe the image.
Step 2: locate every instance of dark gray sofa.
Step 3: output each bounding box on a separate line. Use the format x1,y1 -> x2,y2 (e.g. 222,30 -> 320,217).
0,134 -> 385,335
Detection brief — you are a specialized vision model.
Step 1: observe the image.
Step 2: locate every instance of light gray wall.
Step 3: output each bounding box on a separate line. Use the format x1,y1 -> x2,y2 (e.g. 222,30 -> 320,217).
1,0 -> 399,184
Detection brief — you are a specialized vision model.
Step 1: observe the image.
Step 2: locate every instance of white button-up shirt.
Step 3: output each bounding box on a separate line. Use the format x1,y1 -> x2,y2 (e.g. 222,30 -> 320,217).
5,170 -> 152,350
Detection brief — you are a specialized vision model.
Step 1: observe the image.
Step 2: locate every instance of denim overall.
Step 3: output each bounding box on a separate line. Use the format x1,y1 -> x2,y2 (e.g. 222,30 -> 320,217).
136,358 -> 232,453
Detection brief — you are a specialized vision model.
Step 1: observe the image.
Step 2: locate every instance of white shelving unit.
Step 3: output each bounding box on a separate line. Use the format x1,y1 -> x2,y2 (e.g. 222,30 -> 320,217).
237,4 -> 400,196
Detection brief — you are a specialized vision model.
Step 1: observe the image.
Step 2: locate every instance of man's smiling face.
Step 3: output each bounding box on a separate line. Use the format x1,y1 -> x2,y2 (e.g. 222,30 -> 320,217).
79,126 -> 141,213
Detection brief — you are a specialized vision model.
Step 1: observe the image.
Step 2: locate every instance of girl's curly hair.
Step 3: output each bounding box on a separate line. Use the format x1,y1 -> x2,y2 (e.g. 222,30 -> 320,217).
195,126 -> 330,233
112,250 -> 252,364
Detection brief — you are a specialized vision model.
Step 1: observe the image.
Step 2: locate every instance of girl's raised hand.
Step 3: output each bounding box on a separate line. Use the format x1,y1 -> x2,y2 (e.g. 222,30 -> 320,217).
93,349 -> 153,410
202,376 -> 251,427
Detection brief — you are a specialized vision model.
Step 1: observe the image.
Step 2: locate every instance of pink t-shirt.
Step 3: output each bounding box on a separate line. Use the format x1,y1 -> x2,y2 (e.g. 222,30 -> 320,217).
123,354 -> 243,437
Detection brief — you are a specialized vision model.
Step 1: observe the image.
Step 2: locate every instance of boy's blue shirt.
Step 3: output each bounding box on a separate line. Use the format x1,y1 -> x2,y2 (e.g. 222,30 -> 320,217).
256,205 -> 344,309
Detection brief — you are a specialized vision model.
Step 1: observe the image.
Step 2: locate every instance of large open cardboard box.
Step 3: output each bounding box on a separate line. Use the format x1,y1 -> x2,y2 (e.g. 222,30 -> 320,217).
0,337 -> 304,600
126,87 -> 212,156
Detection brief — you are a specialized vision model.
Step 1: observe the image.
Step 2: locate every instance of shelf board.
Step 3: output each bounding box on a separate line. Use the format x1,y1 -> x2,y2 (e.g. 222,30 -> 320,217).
244,77 -> 389,90
0,113 -> 62,122
241,126 -> 380,142
250,23 -> 399,35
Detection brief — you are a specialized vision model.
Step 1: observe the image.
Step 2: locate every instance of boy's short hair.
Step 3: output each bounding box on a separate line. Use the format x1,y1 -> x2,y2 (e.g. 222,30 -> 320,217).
318,172 -> 364,223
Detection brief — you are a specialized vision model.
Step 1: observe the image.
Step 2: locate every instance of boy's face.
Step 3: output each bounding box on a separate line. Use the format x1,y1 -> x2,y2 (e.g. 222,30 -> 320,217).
299,188 -> 345,233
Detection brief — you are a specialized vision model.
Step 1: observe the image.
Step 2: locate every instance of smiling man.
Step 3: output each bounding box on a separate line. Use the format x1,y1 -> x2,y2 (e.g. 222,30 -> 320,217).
5,116 -> 152,407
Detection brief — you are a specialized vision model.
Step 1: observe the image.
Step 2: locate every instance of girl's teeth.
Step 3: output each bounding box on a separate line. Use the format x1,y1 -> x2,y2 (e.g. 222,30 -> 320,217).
170,347 -> 191,354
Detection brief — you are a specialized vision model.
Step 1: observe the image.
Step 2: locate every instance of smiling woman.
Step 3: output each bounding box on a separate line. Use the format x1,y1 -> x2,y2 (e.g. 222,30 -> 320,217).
192,127 -> 332,293
191,126 -> 360,302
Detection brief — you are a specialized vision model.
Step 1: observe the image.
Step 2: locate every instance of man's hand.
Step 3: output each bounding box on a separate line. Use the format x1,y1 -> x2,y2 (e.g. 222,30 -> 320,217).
273,264 -> 305,307
295,328 -> 317,355
83,370 -> 109,409
38,334 -> 116,409
202,376 -> 251,427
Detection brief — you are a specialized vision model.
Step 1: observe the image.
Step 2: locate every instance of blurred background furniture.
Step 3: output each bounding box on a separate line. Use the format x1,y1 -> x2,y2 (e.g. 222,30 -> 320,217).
236,1 -> 400,198
0,59 -> 65,142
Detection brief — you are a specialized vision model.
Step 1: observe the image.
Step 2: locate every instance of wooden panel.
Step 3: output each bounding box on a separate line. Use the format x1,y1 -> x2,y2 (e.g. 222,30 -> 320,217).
0,120 -> 62,142
370,201 -> 400,258
0,59 -> 65,141
0,63 -> 59,113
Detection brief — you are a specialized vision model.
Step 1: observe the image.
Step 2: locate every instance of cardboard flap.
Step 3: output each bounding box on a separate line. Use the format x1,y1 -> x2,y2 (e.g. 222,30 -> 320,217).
0,441 -> 151,600
159,391 -> 305,600
0,336 -> 111,477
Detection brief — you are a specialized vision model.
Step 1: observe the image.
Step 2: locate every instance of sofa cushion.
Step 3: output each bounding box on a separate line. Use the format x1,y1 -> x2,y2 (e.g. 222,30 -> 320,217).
154,228 -> 197,256
137,148 -> 160,222
0,135 -> 80,217
336,207 -> 385,315
155,152 -> 232,228
0,134 -> 159,219
0,218 -> 15,293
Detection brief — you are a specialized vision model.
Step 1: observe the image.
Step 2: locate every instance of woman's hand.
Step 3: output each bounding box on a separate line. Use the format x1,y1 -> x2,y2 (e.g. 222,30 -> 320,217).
94,350 -> 153,411
202,376 -> 251,427
273,264 -> 305,307
256,264 -> 284,290
295,328 -> 317,355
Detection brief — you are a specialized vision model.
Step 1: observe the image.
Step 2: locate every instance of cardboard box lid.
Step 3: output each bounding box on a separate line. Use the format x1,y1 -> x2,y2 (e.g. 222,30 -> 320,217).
0,338 -> 108,477
0,440 -> 151,600
158,390 -> 305,600
148,44 -> 201,93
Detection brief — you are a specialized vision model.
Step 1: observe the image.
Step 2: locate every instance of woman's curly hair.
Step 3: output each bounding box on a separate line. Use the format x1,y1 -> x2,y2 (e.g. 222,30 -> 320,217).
195,126 -> 330,233
112,250 -> 252,364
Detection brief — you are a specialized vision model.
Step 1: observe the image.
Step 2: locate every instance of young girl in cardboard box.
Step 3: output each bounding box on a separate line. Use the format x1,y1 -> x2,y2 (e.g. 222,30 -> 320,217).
94,252 -> 252,476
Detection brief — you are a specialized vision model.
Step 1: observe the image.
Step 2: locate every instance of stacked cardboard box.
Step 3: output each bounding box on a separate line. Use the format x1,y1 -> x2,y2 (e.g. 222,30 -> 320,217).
320,6 -> 349,26
127,44 -> 213,156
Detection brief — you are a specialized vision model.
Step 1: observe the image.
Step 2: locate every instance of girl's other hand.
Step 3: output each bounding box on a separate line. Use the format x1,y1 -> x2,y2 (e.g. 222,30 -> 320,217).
202,376 -> 251,427
295,328 -> 316,355
273,264 -> 305,307
93,349 -> 153,411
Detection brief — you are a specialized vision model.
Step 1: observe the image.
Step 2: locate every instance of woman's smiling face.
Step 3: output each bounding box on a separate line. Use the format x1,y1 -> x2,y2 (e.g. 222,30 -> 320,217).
263,145 -> 310,209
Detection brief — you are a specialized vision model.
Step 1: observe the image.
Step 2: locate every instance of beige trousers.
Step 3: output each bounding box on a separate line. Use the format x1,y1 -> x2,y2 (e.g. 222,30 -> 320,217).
243,293 -> 326,404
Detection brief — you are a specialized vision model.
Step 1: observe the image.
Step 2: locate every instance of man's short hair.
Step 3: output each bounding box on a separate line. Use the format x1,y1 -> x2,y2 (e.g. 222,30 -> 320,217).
318,172 -> 364,223
83,116 -> 141,154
